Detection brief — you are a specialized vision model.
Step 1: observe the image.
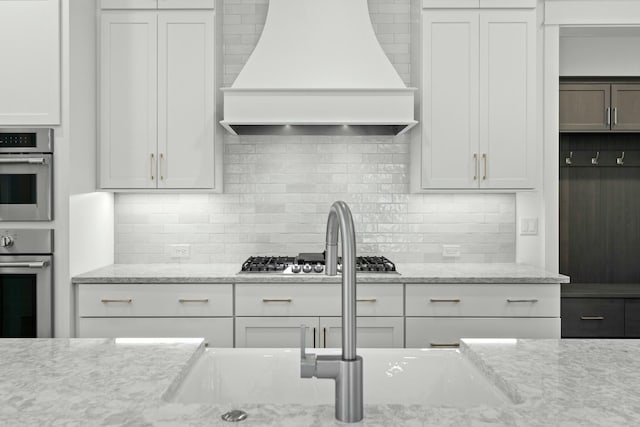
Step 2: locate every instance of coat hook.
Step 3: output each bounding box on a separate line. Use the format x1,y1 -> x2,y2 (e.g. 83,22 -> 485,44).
565,151 -> 573,165
592,151 -> 600,165
617,151 -> 625,166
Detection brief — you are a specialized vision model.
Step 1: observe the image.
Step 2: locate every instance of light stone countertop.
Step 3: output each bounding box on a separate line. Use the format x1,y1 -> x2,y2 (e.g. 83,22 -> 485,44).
72,262 -> 568,284
2,338 -> 638,426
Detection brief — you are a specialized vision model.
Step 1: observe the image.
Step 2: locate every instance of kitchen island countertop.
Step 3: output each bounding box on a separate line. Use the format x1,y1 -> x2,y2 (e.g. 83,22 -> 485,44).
1,338 -> 638,426
72,262 -> 568,284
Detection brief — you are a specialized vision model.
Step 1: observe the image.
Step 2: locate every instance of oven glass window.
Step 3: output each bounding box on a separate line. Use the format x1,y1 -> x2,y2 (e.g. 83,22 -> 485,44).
0,174 -> 37,204
0,274 -> 37,338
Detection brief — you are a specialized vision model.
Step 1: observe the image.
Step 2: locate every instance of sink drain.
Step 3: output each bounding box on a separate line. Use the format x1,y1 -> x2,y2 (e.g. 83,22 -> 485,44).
221,410 -> 248,422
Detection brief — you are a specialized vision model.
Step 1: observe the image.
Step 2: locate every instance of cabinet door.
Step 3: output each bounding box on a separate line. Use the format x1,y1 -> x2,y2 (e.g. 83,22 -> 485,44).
320,317 -> 404,349
157,11 -> 215,188
561,298 -> 624,338
479,10 -> 535,188
235,317 -> 319,348
0,0 -> 60,125
611,84 -> 640,132
559,84 -> 611,132
421,11 -> 479,189
100,11 -> 158,189
406,317 -> 560,348
77,317 -> 233,347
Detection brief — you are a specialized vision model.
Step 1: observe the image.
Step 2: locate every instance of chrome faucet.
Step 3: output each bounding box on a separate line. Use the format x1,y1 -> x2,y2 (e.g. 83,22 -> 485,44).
300,201 -> 363,423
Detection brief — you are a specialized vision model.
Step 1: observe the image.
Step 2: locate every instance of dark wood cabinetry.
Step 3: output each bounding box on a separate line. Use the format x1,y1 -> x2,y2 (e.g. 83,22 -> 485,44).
560,81 -> 640,132
561,285 -> 640,338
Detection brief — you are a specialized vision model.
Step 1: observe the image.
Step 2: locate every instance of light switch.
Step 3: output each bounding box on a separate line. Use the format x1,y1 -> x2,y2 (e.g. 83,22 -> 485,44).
169,244 -> 191,258
442,244 -> 461,258
520,218 -> 538,236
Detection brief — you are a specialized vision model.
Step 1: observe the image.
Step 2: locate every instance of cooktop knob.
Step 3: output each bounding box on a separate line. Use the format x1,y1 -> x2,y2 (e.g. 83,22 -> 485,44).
313,263 -> 324,273
337,263 -> 343,273
302,263 -> 312,273
0,235 -> 14,247
291,264 -> 301,273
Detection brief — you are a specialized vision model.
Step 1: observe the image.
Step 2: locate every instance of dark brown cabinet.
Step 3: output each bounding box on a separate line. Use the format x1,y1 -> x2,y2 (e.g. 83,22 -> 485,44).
560,82 -> 640,132
562,295 -> 640,338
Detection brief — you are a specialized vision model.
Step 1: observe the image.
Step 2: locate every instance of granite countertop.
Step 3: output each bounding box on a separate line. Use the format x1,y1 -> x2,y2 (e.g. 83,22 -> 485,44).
2,338 -> 638,426
72,262 -> 568,284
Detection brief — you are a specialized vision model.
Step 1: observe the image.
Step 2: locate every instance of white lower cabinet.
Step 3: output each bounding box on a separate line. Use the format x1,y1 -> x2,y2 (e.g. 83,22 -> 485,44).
405,317 -> 560,348
76,283 -> 233,347
78,317 -> 232,347
235,316 -> 404,348
405,283 -> 561,348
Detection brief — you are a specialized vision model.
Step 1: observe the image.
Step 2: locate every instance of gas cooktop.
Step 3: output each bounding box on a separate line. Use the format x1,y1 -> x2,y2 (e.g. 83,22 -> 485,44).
240,253 -> 398,274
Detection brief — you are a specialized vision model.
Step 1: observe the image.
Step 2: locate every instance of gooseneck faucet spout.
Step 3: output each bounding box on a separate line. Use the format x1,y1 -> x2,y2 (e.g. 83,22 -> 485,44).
300,201 -> 363,423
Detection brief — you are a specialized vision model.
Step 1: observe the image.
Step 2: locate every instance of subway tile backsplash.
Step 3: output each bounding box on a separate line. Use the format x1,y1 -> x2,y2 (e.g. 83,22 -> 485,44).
113,0 -> 516,264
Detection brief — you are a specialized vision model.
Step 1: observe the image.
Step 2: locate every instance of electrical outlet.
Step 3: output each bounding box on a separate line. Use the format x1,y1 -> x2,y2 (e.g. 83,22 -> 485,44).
442,244 -> 461,258
520,218 -> 538,236
169,244 -> 191,259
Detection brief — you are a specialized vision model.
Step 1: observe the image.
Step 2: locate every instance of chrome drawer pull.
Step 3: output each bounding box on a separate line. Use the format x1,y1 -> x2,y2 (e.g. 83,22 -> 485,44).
179,298 -> 209,303
507,299 -> 539,303
430,298 -> 461,303
430,343 -> 460,348
0,261 -> 49,269
101,298 -> 132,303
357,298 -> 377,303
581,316 -> 605,320
262,298 -> 292,303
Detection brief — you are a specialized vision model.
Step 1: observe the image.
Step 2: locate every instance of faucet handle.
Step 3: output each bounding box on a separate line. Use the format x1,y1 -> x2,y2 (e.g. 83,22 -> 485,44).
300,325 -> 316,378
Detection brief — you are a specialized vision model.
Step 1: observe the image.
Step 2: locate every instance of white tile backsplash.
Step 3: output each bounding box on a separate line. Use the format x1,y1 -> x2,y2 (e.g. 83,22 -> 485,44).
113,0 -> 516,264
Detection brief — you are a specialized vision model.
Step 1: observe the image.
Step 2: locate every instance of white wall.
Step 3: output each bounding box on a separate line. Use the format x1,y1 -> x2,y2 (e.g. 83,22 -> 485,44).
70,193 -> 114,276
560,29 -> 640,76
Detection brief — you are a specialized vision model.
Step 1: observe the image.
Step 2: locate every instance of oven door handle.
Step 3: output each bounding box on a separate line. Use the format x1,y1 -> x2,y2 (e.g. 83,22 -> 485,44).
0,261 -> 49,269
0,158 -> 47,165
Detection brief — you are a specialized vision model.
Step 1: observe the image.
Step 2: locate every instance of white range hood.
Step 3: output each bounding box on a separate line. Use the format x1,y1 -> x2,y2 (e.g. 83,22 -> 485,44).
220,0 -> 417,136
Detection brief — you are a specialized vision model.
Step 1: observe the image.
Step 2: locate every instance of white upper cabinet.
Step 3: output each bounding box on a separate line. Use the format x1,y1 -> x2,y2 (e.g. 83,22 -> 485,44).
99,6 -> 216,190
417,4 -> 536,190
0,0 -> 60,125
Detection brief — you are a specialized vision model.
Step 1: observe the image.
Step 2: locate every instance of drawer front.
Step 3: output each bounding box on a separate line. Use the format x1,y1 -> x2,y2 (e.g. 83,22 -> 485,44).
235,283 -> 341,316
77,317 -> 233,347
561,298 -> 624,338
405,317 -> 561,348
321,316 -> 404,348
354,284 -> 403,316
406,283 -> 559,317
77,284 -> 233,317
625,299 -> 640,337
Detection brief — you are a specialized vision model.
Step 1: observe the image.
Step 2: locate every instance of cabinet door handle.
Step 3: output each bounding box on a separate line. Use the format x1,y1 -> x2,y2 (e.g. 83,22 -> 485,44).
313,327 -> 316,348
430,298 -> 461,303
159,153 -> 164,181
323,327 -> 327,348
178,298 -> 209,303
430,343 -> 460,348
262,298 -> 292,303
482,153 -> 487,180
613,107 -> 618,126
580,316 -> 605,320
473,153 -> 478,180
150,153 -> 155,180
101,298 -> 132,303
507,299 -> 539,303
357,298 -> 377,303
606,107 -> 611,126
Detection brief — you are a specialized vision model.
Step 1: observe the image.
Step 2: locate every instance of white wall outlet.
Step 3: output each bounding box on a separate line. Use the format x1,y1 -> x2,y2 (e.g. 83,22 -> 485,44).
442,244 -> 461,258
169,244 -> 191,258
520,218 -> 538,236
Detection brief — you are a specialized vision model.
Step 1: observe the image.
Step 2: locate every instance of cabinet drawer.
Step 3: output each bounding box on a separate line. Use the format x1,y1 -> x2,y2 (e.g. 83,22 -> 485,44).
561,298 -> 624,338
77,317 -> 233,347
354,284 -> 403,316
77,284 -> 233,317
235,284 -> 341,316
406,284 -> 559,317
406,317 -> 560,348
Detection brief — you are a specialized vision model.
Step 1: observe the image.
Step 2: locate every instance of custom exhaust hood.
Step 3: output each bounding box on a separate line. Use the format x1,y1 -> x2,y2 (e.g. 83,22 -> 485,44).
220,0 -> 417,136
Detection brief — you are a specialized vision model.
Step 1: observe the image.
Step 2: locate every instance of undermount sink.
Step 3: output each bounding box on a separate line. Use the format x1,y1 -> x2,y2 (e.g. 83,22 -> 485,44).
170,348 -> 512,407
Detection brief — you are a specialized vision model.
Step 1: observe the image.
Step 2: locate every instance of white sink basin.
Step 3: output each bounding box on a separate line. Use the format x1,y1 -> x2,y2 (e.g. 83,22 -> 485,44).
171,348 -> 511,407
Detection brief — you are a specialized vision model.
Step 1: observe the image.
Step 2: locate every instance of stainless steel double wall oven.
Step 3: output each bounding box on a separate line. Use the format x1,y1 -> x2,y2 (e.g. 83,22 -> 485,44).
0,128 -> 53,221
